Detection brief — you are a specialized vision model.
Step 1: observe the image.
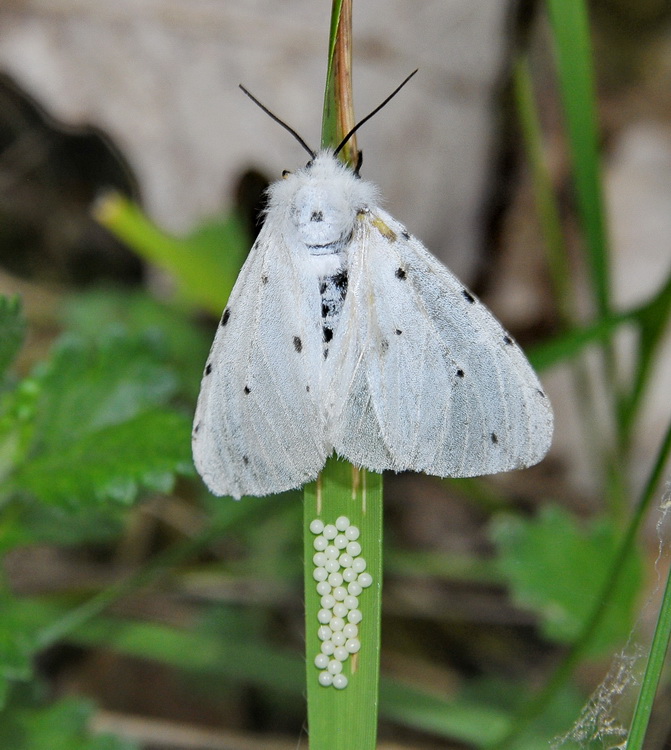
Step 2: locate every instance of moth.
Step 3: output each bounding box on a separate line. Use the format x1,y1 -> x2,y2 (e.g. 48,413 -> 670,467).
193,75 -> 553,498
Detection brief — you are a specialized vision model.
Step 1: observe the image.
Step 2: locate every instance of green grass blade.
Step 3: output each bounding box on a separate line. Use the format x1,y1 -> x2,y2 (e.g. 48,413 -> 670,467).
527,309 -> 634,371
620,272 -> 671,444
626,555 -> 671,749
304,459 -> 383,750
34,498 -> 279,649
486,417 -> 671,749
546,0 -> 610,316
513,56 -> 574,322
58,603 -> 569,747
56,606 -> 523,746
379,682 -> 511,746
321,0 -> 345,148
95,193 -> 248,315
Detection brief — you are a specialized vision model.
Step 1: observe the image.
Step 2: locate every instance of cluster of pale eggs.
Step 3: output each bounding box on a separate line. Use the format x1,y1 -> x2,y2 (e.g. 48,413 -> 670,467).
310,516 -> 373,689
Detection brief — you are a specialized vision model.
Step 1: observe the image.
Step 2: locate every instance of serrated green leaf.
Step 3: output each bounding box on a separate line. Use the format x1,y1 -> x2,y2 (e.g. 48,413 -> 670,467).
30,332 -> 179,455
60,288 -> 211,400
490,505 -> 642,655
0,296 -> 25,379
13,410 -> 193,507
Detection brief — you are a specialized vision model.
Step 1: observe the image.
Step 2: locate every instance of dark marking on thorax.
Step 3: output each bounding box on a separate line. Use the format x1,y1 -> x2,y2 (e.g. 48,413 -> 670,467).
319,268 -> 348,358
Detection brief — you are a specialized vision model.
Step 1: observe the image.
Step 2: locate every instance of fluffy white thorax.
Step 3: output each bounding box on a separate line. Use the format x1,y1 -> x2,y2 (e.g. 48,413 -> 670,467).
268,150 -> 379,254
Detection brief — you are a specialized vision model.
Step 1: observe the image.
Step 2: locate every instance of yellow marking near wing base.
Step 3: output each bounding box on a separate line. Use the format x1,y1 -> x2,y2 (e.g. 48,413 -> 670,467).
357,211 -> 397,242
371,216 -> 397,242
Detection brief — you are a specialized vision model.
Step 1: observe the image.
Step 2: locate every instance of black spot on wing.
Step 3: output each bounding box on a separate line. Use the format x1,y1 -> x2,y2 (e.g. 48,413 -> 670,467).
503,335 -> 513,346
456,369 -> 465,378
221,308 -> 231,326
293,336 -> 303,353
537,389 -> 546,398
261,274 -> 269,284
193,422 -> 200,434
401,230 -> 410,240
244,386 -> 251,395
395,268 -> 406,280
311,210 -> 324,222
462,289 -> 475,304
323,327 -> 333,343
306,385 -> 310,392
321,302 -> 329,318
205,363 -> 212,375
380,339 -> 389,353
491,432 -> 498,444
242,455 -> 249,465
319,281 -> 327,294
395,329 -> 402,335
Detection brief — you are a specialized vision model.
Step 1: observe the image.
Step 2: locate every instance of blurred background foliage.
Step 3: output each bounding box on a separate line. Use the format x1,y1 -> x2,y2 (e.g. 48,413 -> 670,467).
1,1 -> 671,749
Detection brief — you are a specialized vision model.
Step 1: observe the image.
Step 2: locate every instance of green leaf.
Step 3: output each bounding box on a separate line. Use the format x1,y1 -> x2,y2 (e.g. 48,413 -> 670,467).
0,696 -> 137,750
0,296 -> 25,378
60,289 -> 211,400
527,308 -> 634,371
14,410 -> 192,506
0,595 -> 35,707
490,505 -> 642,655
626,548 -> 671,750
620,272 -> 671,441
546,0 -> 610,316
0,588 -> 48,707
69,614 -> 305,695
456,676 -> 587,750
95,195 -> 249,316
0,500 -> 125,552
64,611 -> 571,748
30,332 -> 179,455
3,329 -> 192,507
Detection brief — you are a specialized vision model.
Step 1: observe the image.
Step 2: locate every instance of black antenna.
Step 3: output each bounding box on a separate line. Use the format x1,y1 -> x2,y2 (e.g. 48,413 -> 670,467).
239,85 -> 316,159
333,69 -> 418,157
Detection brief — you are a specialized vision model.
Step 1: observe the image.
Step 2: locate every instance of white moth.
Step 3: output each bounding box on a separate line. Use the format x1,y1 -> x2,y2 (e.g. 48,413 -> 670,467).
193,86 -> 553,499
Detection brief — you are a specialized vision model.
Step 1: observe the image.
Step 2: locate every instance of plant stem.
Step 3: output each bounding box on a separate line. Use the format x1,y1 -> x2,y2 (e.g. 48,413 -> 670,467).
303,3 -> 384,747
626,554 -> 671,749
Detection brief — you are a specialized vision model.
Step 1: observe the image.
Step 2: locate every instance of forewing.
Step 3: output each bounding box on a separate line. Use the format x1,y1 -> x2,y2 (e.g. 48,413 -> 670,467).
192,225 -> 327,498
327,209 -> 553,477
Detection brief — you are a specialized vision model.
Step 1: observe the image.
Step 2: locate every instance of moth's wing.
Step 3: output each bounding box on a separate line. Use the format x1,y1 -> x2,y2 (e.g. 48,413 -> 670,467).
192,225 -> 327,498
327,209 -> 553,477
